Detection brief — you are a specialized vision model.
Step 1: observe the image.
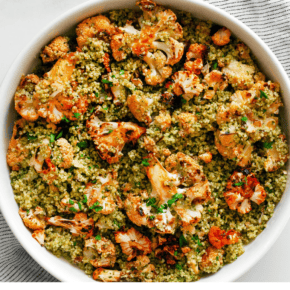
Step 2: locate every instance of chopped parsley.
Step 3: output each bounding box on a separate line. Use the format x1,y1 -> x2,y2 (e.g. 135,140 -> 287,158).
174,251 -> 178,256
146,197 -> 156,206
77,141 -> 88,149
167,193 -> 183,207
142,158 -> 150,166
69,207 -> 77,212
192,235 -> 202,246
62,116 -> 70,123
89,202 -> 100,209
260,90 -> 268,99
27,133 -> 37,140
50,134 -> 55,143
157,204 -> 167,213
120,70 -> 124,75
213,61 -> 218,69
69,199 -> 74,205
101,79 -> 113,86
82,195 -> 87,204
94,206 -> 103,213
78,202 -> 82,210
149,215 -> 155,220
56,131 -> 63,140
263,142 -> 273,149
95,235 -> 101,241
181,97 -> 187,104
94,92 -> 99,98
175,264 -> 183,270
103,107 -> 108,111
73,112 -> 81,119
179,234 -> 187,247
234,182 -> 244,186
241,116 -> 248,122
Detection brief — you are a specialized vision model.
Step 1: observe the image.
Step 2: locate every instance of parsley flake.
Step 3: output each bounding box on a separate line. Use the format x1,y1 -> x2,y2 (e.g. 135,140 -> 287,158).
27,133 -> 37,141
263,142 -> 273,149
179,234 -> 187,247
73,112 -> 81,118
142,158 -> 150,166
241,116 -> 248,122
260,90 -> 268,99
62,116 -> 70,123
95,235 -> 101,241
77,141 -> 88,149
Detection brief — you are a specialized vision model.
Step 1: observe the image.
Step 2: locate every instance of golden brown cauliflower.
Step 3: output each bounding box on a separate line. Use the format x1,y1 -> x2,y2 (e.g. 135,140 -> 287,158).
41,36 -> 70,63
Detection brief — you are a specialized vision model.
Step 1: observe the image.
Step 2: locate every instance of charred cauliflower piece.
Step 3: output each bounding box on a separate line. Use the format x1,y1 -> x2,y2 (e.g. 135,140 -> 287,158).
46,212 -> 94,239
84,174 -> 118,215
41,36 -> 70,63
87,116 -> 146,163
115,227 -> 152,261
93,268 -> 121,282
7,119 -> 29,171
208,226 -> 240,249
76,15 -> 116,48
83,237 -> 116,268
223,171 -> 267,214
111,0 -> 184,85
14,74 -> 40,122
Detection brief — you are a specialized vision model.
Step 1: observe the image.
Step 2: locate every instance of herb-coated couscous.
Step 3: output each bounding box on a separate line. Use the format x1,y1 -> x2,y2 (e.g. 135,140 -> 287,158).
7,0 -> 288,282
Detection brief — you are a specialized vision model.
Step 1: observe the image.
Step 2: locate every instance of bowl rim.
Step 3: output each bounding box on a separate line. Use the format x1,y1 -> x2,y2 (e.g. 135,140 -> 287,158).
1,0 -> 290,282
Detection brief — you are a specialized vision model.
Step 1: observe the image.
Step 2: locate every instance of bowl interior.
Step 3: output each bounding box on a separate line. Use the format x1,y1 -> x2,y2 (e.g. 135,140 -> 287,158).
0,0 -> 290,282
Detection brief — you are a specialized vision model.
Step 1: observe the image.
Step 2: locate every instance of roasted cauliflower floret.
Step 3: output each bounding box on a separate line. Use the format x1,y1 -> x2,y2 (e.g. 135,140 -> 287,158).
46,212 -> 94,238
83,237 -> 116,268
142,51 -> 173,85
93,268 -> 121,282
264,137 -> 288,172
208,226 -> 240,249
19,206 -> 46,230
115,227 -> 152,261
199,246 -> 224,273
111,0 -> 184,85
7,119 -> 29,171
204,70 -> 228,99
176,112 -> 198,137
222,59 -> 255,89
14,74 -> 40,122
145,153 -> 179,204
87,116 -> 146,163
154,110 -> 171,131
124,194 -> 151,227
122,255 -> 156,282
212,27 -> 231,46
199,152 -> 212,163
171,71 -> 204,100
127,93 -> 154,124
186,43 -> 208,60
41,36 -> 70,63
32,229 -> 46,246
84,176 -> 118,215
59,196 -> 81,213
76,15 -> 116,48
53,138 -> 73,169
223,171 -> 267,214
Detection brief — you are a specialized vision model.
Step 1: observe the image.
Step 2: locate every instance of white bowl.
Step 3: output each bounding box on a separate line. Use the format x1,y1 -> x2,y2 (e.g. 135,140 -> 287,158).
0,0 -> 290,282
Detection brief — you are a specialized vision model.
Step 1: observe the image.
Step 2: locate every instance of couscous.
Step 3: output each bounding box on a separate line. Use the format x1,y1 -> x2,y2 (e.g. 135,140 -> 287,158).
7,0 -> 288,282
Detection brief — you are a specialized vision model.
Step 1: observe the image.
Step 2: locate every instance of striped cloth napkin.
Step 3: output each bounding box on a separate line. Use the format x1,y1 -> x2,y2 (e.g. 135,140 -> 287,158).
1,0 -> 290,282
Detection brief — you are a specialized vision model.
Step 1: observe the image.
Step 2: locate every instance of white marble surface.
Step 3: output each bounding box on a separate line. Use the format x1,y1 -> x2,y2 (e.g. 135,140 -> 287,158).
0,0 -> 289,282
